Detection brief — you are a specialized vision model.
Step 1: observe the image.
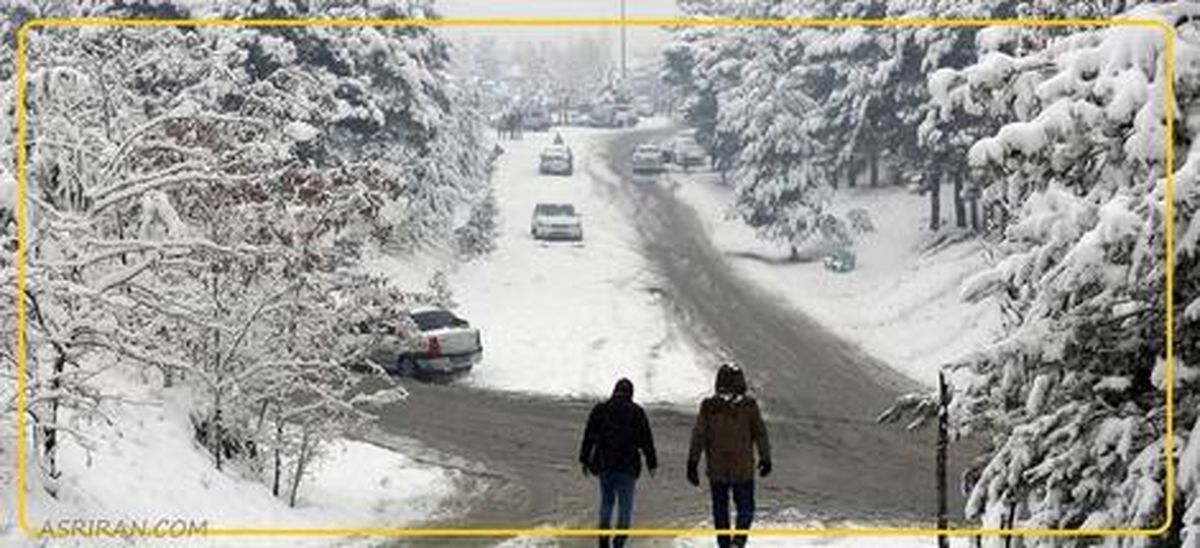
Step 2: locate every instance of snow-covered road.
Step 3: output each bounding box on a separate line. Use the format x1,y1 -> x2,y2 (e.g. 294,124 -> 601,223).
449,125 -> 710,403
368,127 -> 974,534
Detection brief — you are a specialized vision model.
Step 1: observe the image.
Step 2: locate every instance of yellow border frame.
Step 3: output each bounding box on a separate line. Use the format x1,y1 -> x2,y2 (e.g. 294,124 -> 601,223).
11,16 -> 1177,540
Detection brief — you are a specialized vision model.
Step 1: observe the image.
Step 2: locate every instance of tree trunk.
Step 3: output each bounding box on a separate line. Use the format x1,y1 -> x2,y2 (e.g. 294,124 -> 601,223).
25,292 -> 65,481
969,197 -> 980,232
211,266 -> 223,470
289,427 -> 312,508
953,169 -> 966,229
936,372 -> 949,548
869,149 -> 879,187
1003,501 -> 1017,548
929,173 -> 942,231
848,158 -> 858,188
213,398 -> 223,471
43,354 -> 65,480
273,417 -> 283,497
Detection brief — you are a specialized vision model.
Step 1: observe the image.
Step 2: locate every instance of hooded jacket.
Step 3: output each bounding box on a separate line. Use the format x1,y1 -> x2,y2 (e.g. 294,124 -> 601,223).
579,379 -> 658,477
688,365 -> 771,483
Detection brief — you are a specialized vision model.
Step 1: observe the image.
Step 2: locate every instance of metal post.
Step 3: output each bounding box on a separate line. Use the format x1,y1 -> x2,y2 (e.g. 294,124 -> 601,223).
937,371 -> 949,548
620,0 -> 627,82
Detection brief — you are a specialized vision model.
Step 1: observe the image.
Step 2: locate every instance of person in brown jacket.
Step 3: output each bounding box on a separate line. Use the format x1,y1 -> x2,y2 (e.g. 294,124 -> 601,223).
687,363 -> 771,548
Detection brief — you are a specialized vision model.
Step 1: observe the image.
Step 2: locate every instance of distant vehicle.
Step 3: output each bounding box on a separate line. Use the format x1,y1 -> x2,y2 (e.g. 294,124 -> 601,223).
635,101 -> 655,117
350,306 -> 482,379
588,104 -> 616,127
394,307 -> 483,378
672,135 -> 707,169
568,109 -> 593,127
531,202 -> 583,241
539,145 -> 574,175
613,104 -> 638,127
631,144 -> 667,174
524,108 -> 552,132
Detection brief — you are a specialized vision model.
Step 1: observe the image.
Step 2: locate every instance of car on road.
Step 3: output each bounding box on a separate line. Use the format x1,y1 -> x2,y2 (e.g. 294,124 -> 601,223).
635,100 -> 655,118
539,145 -> 574,175
524,108 -> 552,132
614,104 -> 639,128
671,135 -> 707,169
530,203 -> 583,241
394,306 -> 483,378
632,144 -> 667,175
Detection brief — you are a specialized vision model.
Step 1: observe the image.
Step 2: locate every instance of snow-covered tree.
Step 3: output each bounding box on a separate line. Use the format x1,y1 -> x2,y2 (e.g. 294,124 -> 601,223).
716,26 -> 849,253
1,0 -> 496,504
886,5 -> 1200,544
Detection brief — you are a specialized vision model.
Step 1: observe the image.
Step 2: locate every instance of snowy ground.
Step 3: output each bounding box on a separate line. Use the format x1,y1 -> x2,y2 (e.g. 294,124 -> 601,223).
370,124 -> 711,404
669,172 -> 1001,387
497,521 -> 971,548
0,365 -> 462,546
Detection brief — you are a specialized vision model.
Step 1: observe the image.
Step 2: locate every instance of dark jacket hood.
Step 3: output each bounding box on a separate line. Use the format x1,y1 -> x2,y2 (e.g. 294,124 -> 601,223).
612,378 -> 634,401
715,363 -> 747,396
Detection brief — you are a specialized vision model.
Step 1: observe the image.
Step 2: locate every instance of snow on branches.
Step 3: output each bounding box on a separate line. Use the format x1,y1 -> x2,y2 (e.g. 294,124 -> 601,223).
0,1 -> 494,504
931,4 -> 1200,541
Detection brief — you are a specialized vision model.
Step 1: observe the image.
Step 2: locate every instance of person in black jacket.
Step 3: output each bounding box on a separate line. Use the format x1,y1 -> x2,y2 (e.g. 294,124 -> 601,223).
579,378 -> 657,548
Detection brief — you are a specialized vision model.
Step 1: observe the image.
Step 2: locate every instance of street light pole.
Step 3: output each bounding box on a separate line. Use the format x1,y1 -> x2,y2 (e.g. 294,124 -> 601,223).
620,0 -> 627,82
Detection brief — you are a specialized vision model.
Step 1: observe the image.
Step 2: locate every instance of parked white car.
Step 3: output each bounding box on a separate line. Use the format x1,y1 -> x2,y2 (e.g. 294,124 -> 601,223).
632,144 -> 667,175
539,145 -> 574,176
672,134 -> 707,169
530,203 -> 583,241
394,306 -> 483,378
635,100 -> 655,118
350,306 -> 482,379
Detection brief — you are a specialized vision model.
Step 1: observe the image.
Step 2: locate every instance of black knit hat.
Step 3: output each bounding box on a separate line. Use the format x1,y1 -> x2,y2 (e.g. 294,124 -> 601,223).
612,378 -> 634,399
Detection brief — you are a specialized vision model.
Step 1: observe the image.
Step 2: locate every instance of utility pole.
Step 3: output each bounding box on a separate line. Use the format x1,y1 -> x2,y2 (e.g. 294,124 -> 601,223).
620,0 -> 627,82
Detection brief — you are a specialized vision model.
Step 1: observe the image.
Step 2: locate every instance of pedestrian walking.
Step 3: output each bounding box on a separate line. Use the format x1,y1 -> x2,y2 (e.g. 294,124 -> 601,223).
579,378 -> 658,548
687,363 -> 771,548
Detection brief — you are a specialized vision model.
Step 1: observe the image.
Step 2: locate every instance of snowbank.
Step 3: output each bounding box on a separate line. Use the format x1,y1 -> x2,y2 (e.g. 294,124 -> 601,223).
671,174 -> 1001,387
0,366 -> 461,545
371,125 -> 711,404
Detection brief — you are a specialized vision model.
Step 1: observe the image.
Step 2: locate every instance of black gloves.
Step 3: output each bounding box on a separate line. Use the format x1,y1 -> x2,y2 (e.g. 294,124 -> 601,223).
758,459 -> 772,478
686,460 -> 700,486
581,462 -> 592,477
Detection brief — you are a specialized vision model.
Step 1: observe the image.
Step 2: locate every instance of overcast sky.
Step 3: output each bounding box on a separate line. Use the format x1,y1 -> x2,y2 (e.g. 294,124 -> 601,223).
435,0 -> 680,67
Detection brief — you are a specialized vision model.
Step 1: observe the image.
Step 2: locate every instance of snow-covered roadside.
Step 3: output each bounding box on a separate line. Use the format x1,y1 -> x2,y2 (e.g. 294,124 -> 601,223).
370,124 -> 711,404
670,173 -> 1001,387
1,366 -> 461,546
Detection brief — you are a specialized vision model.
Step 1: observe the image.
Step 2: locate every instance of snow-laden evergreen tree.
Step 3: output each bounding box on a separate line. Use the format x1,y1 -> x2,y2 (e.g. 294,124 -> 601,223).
885,5 -> 1200,545
716,25 -> 849,253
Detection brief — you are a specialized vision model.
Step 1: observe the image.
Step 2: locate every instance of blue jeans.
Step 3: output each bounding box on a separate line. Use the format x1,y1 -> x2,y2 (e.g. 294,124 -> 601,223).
598,472 -> 637,548
710,480 -> 755,548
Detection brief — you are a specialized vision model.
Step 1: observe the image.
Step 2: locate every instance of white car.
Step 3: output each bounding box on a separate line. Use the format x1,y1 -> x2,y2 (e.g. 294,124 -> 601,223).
394,307 -> 483,378
672,134 -> 707,169
635,101 -> 655,118
530,203 -> 583,241
349,306 -> 482,379
632,144 -> 667,175
539,145 -> 574,176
